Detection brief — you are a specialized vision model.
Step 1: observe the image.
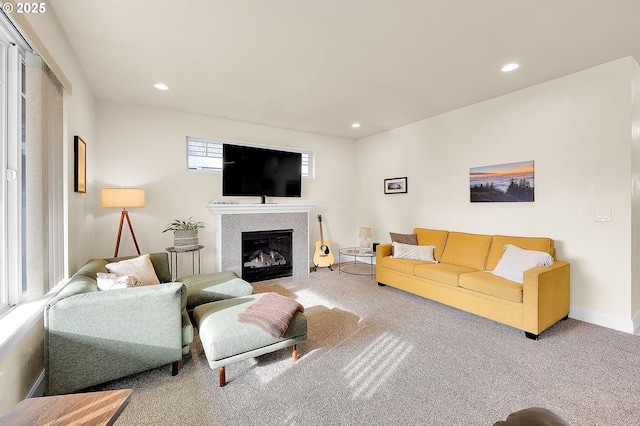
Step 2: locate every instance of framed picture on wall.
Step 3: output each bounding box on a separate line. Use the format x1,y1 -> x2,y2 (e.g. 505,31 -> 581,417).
469,160 -> 534,202
74,135 -> 86,193
384,177 -> 407,194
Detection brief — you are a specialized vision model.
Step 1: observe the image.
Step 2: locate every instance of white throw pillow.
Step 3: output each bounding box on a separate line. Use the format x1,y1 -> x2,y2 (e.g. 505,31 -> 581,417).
392,242 -> 437,262
105,254 -> 160,285
492,244 -> 554,284
96,272 -> 142,290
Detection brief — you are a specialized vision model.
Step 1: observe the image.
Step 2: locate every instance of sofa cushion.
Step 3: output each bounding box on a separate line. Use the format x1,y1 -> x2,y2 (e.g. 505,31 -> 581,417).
96,273 -> 142,290
389,232 -> 417,255
392,242 -> 436,262
389,232 -> 418,245
459,271 -> 523,303
106,254 -> 160,285
379,256 -> 427,275
486,235 -> 554,271
103,252 -> 172,283
414,262 -> 476,286
72,258 -> 109,280
440,232 -> 492,270
179,271 -> 254,310
413,228 -> 448,261
492,244 -> 554,284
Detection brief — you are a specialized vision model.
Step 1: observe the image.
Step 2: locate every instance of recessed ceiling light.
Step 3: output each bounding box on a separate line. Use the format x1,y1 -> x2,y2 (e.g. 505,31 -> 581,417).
154,83 -> 169,90
501,63 -> 520,72
352,123 -> 361,128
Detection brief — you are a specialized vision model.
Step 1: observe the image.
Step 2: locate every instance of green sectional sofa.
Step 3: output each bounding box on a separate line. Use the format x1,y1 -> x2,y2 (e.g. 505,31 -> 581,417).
44,252 -> 193,395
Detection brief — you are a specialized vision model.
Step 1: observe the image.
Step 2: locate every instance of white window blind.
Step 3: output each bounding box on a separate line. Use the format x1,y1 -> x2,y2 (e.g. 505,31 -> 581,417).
186,137 -> 312,177
25,51 -> 65,300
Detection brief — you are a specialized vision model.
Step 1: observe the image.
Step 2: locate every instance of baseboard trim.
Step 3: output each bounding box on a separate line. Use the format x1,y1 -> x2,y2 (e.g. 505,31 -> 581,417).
570,306 -> 635,334
27,370 -> 45,398
633,310 -> 640,335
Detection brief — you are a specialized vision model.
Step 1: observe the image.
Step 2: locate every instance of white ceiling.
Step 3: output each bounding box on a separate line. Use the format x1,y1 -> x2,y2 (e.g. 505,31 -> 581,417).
48,0 -> 640,140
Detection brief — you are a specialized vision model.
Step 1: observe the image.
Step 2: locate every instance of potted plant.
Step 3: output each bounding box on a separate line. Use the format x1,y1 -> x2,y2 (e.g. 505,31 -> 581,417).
163,217 -> 205,251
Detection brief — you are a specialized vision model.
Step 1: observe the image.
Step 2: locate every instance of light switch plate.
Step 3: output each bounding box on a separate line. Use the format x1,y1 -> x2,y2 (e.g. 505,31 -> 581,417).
595,210 -> 611,222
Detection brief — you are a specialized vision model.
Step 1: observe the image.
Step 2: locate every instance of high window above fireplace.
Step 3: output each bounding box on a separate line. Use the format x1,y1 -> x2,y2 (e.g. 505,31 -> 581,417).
241,229 -> 293,282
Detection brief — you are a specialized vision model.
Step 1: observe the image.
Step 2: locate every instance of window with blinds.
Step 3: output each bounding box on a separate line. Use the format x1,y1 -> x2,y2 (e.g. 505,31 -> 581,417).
0,17 -> 64,316
186,137 -> 312,177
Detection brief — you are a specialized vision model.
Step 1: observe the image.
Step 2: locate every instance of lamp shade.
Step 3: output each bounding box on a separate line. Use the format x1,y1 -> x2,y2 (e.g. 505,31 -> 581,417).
358,227 -> 372,238
102,188 -> 145,209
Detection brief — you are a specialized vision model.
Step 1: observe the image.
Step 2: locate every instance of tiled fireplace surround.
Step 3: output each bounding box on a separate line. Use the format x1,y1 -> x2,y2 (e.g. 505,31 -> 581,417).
207,203 -> 315,279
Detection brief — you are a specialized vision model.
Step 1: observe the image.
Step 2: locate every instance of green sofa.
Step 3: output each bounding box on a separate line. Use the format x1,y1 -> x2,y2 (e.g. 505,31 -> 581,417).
44,252 -> 193,395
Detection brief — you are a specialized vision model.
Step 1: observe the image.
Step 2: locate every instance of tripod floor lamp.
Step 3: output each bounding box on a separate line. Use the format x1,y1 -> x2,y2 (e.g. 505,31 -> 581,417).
102,188 -> 145,257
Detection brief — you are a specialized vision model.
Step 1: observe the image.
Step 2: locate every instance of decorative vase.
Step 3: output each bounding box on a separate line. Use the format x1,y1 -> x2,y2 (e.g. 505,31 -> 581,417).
173,230 -> 199,251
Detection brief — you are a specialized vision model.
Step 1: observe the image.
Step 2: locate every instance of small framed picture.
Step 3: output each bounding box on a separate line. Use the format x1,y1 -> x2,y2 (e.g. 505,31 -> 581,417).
74,135 -> 86,193
384,177 -> 407,194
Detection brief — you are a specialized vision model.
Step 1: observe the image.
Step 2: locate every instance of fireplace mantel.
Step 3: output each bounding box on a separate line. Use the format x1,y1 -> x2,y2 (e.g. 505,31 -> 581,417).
207,203 -> 315,215
207,202 -> 315,279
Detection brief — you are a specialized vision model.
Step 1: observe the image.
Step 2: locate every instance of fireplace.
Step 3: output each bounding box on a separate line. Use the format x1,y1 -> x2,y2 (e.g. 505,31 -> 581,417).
207,203 -> 314,279
242,229 -> 293,282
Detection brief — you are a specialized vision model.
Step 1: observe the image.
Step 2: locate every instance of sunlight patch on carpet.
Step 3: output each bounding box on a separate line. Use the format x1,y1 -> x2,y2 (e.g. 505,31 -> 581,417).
342,331 -> 414,399
295,288 -> 337,310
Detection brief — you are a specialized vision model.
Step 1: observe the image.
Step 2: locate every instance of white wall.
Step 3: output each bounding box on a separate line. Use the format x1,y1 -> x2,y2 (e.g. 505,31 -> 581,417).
93,102 -> 357,274
631,60 -> 640,323
356,57 -> 640,333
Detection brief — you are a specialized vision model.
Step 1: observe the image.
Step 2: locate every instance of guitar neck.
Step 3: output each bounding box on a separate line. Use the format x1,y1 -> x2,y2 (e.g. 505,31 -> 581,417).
319,222 -> 325,245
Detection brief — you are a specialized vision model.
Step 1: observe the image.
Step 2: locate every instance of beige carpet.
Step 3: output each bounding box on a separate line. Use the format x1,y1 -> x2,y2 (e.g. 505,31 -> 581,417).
87,269 -> 640,425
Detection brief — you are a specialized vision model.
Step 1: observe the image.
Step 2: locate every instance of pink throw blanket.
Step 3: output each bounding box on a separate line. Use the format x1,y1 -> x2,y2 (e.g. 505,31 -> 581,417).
238,293 -> 304,338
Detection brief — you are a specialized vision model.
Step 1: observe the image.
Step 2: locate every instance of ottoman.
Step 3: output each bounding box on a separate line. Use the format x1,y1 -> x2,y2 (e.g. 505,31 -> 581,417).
193,293 -> 308,386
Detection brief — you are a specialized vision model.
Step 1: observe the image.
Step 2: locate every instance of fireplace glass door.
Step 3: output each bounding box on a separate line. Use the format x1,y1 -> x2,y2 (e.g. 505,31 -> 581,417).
241,229 -> 293,282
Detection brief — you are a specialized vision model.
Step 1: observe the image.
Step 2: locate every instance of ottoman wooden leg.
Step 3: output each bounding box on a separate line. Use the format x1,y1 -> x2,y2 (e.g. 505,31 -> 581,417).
292,344 -> 298,362
219,367 -> 226,387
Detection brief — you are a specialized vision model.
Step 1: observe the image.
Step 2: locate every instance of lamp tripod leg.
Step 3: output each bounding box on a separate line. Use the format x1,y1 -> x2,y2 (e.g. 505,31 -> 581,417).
114,210 -> 126,257
124,211 -> 141,255
114,209 -> 141,257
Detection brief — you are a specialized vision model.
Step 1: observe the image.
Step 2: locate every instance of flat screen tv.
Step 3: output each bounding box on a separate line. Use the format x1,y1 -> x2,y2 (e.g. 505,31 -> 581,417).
223,144 -> 302,203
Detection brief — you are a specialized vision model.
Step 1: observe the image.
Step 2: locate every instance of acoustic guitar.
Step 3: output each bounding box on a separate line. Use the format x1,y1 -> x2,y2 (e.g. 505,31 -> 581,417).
313,215 -> 334,270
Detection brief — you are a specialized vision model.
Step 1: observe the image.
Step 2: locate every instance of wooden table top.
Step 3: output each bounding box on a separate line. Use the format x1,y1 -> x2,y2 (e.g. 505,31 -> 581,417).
0,389 -> 132,426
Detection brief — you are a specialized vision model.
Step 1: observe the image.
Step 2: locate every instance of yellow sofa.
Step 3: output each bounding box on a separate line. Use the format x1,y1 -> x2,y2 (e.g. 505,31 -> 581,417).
375,228 -> 570,339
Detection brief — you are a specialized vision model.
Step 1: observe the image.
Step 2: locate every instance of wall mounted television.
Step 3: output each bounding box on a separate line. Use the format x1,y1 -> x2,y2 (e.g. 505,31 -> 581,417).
222,144 -> 302,204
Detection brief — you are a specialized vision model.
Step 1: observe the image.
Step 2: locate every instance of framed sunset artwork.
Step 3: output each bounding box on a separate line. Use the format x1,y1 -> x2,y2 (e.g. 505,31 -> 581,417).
470,161 -> 534,203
